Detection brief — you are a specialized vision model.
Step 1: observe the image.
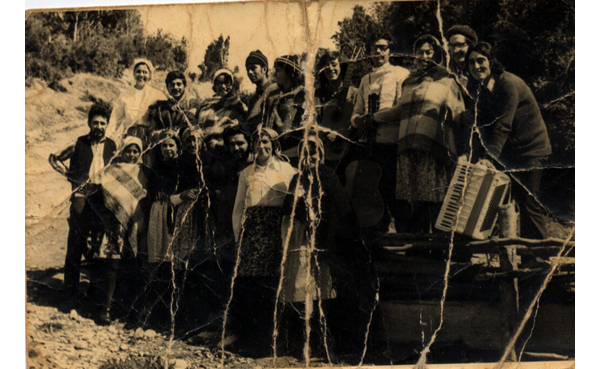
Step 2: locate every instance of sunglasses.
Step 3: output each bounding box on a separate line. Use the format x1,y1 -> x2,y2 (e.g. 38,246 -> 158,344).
371,44 -> 389,51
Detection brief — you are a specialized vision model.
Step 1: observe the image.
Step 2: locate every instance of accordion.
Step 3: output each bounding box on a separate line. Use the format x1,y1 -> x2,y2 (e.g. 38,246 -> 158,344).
435,157 -> 511,240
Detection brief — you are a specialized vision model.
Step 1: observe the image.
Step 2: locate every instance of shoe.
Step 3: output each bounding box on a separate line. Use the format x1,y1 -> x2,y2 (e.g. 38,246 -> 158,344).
97,308 -> 111,326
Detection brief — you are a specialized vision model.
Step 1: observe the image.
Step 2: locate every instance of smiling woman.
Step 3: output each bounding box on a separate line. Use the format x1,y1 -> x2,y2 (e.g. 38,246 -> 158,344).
106,58 -> 167,147
228,127 -> 296,355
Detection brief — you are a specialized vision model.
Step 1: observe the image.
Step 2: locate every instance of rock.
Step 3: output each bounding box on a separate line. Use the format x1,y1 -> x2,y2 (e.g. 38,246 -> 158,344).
69,310 -> 78,320
119,344 -> 129,351
74,341 -> 88,350
108,326 -> 117,333
173,359 -> 189,369
144,329 -> 157,339
134,327 -> 144,339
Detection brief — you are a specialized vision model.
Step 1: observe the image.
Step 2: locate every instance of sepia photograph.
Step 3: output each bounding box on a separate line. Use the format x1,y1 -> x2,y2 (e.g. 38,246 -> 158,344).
24,0 -> 575,367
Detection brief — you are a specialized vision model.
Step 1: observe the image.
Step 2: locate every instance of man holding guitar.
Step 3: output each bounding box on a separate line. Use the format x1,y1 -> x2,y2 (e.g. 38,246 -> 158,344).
350,35 -> 410,232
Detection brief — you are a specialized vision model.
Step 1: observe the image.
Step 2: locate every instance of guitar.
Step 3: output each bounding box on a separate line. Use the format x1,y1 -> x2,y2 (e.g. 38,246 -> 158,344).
319,44 -> 365,161
344,160 -> 384,228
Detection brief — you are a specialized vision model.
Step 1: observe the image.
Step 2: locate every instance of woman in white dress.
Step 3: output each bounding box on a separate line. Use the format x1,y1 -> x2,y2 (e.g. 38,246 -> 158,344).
106,58 -> 166,146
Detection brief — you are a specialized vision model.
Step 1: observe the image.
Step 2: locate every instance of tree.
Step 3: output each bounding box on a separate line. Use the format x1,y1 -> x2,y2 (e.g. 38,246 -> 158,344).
332,5 -> 380,59
331,5 -> 382,86
198,34 -> 230,82
26,9 -> 187,81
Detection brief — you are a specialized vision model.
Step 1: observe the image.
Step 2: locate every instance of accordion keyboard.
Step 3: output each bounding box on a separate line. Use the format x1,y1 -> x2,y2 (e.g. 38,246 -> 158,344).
435,158 -> 510,239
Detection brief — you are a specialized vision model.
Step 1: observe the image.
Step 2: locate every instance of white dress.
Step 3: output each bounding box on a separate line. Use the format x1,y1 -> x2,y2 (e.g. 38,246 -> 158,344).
107,85 -> 166,146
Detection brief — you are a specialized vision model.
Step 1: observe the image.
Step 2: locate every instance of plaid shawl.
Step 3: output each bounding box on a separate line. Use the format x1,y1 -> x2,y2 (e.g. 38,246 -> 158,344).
396,64 -> 465,158
150,92 -> 201,132
102,163 -> 149,256
264,86 -> 306,133
196,94 -> 248,129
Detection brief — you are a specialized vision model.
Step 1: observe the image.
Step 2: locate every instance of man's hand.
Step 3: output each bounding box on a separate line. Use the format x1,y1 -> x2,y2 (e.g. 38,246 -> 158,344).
49,154 -> 69,176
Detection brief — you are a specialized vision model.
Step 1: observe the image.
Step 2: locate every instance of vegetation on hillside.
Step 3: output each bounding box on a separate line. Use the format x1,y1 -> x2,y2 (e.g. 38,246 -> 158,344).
25,10 -> 188,84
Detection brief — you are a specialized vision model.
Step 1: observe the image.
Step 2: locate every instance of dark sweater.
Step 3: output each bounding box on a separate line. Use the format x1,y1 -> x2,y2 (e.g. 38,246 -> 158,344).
68,134 -> 117,192
476,71 -> 552,167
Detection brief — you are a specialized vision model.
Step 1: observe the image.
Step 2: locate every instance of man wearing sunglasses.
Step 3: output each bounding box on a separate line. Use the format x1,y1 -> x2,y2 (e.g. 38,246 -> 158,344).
445,25 -> 479,86
351,34 -> 410,232
351,35 -> 409,137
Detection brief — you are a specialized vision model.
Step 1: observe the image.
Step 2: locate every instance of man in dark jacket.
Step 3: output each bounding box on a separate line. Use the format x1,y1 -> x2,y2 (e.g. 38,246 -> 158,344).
245,50 -> 277,133
64,102 -> 117,301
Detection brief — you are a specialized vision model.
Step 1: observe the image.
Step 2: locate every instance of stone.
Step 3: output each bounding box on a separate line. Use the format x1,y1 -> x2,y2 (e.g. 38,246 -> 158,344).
108,326 -> 117,333
173,359 -> 189,369
120,344 -> 129,351
74,341 -> 88,350
134,327 -> 144,339
143,329 -> 157,339
69,310 -> 78,320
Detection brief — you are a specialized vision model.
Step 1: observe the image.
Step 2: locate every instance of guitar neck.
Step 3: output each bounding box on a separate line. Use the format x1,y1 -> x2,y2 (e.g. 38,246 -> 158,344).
340,63 -> 356,93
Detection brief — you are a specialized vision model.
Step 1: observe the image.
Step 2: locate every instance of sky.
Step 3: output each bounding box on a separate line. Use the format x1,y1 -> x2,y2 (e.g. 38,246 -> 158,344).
138,1 -> 364,82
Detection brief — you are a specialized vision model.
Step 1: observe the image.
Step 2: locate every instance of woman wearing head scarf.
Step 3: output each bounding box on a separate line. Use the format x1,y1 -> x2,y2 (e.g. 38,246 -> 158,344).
196,69 -> 248,131
371,34 -> 465,233
142,129 -> 207,329
465,42 -> 552,239
229,128 -> 296,356
92,136 -> 150,324
107,59 -> 167,146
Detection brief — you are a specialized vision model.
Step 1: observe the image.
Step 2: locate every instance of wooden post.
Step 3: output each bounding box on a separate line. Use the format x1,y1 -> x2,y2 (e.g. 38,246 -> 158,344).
497,200 -> 520,361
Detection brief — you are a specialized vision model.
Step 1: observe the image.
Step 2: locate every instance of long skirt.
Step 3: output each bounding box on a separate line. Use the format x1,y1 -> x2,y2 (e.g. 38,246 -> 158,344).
171,200 -> 199,270
238,206 -> 283,277
147,200 -> 173,264
281,220 -> 336,303
396,150 -> 451,203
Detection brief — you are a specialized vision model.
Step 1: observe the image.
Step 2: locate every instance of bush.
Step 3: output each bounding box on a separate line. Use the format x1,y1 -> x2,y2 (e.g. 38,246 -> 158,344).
25,10 -> 188,81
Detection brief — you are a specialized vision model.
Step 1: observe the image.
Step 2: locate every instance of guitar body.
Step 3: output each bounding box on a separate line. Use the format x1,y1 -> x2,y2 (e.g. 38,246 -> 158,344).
344,160 -> 385,227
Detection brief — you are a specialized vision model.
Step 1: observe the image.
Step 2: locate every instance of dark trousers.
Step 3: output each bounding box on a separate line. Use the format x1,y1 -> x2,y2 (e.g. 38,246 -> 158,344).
511,157 -> 549,239
64,191 -> 106,297
372,143 -> 399,230
394,200 -> 443,234
229,276 -> 279,356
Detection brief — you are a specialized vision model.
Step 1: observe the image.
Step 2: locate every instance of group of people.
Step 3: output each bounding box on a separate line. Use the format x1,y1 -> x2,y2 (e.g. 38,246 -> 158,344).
52,24 -> 553,358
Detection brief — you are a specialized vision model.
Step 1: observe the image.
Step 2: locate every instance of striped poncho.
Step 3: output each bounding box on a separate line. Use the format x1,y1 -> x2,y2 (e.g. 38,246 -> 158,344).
102,162 -> 149,257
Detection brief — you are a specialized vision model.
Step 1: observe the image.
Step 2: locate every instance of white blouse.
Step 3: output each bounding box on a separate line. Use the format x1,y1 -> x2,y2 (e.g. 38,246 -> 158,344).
107,85 -> 166,146
232,157 -> 296,241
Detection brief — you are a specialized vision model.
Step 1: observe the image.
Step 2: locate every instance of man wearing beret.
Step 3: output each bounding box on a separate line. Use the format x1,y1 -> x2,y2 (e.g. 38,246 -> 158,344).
446,25 -> 478,86
245,50 -> 277,133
